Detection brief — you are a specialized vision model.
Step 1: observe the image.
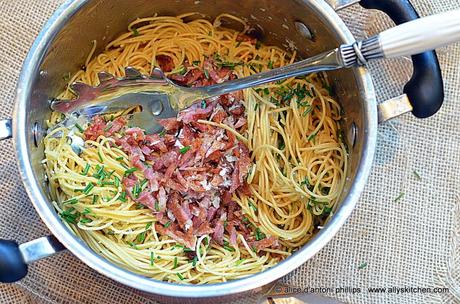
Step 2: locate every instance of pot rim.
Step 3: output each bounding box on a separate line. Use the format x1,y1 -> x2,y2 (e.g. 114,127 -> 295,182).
13,0 -> 377,298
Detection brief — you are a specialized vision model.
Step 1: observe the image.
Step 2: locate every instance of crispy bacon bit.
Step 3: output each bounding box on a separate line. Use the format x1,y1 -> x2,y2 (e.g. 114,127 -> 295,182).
156,55 -> 174,72
236,33 -> 257,45
82,59 -> 280,251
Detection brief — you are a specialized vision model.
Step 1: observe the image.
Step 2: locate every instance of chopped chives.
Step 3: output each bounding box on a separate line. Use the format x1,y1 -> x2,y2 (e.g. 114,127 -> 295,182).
75,123 -> 84,133
80,218 -> 92,224
124,167 -> 138,176
83,207 -> 92,215
413,170 -> 422,181
223,244 -> 235,252
201,100 -> 207,109
254,103 -> 259,111
268,61 -> 274,69
92,195 -> 98,204
132,28 -> 139,36
173,257 -> 178,269
307,131 -> 317,142
255,228 -> 266,241
102,181 -> 114,186
263,88 -> 270,95
83,183 -> 94,195
204,69 -> 210,79
183,247 -> 193,253
81,163 -> 90,176
154,201 -> 160,211
127,242 -> 138,249
358,262 -> 368,270
164,221 -> 171,228
132,184 -> 140,198
119,191 -> 127,202
192,256 -> 198,267
235,259 -> 245,266
97,151 -> 103,162
140,179 -> 148,189
114,176 -> 120,187
249,201 -> 258,212
394,192 -> 405,202
192,60 -> 200,66
176,273 -> 184,280
63,198 -> 78,204
179,146 -> 191,154
158,129 -> 166,137
150,252 -> 155,266
136,231 -> 146,243
115,156 -> 124,161
145,222 -> 152,230
103,122 -> 112,132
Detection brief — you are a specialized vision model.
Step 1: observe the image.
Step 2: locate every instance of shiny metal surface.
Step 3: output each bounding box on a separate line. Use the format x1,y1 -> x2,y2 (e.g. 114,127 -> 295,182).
18,235 -> 65,264
0,119 -> 12,140
13,0 -> 377,302
324,0 -> 360,11
377,94 -> 413,123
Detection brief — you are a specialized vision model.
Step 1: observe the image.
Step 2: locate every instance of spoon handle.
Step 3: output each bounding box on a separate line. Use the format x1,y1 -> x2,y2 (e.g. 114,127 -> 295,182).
341,8 -> 460,66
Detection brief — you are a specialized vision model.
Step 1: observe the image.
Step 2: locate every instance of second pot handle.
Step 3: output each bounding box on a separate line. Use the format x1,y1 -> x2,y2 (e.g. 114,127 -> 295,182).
0,236 -> 65,283
359,0 -> 444,119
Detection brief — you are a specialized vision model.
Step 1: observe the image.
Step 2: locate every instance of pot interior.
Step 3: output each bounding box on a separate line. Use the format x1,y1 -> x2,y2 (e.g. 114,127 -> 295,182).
20,0 -> 372,298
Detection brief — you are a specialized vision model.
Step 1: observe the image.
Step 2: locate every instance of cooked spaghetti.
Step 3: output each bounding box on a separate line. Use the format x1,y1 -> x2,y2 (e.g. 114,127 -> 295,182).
43,13 -> 348,284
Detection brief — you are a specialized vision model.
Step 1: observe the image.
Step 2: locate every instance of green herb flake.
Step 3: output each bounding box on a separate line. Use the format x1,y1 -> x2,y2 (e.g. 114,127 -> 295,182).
255,228 -> 266,241
178,66 -> 187,75
136,231 -> 146,243
154,201 -> 160,211
413,170 -> 422,181
191,256 -> 198,267
127,242 -> 139,249
235,259 -> 245,266
322,206 -> 332,215
132,184 -> 141,198
192,60 -> 200,66
114,176 -> 120,188
119,191 -> 127,202
83,183 -> 95,195
307,131 -> 317,142
115,156 -> 124,161
164,221 -> 171,228
92,195 -> 98,204
249,201 -> 258,212
82,207 -> 92,215
124,167 -> 138,176
97,151 -> 103,162
63,197 -> 79,205
140,179 -> 148,189
150,252 -> 155,266
103,122 -> 113,132
132,28 -> 140,37
263,88 -> 270,95
358,262 -> 368,270
60,208 -> 80,224
80,218 -> 92,224
81,163 -> 90,176
176,273 -> 184,281
268,61 -> 274,69
394,192 -> 405,202
173,257 -> 178,269
254,103 -> 259,111
179,146 -> 191,154
204,69 -> 210,79
75,123 -> 84,133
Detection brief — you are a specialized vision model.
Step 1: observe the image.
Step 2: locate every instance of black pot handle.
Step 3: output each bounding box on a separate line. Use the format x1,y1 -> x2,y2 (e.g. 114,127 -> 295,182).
0,240 -> 28,283
0,236 -> 65,283
359,0 -> 444,118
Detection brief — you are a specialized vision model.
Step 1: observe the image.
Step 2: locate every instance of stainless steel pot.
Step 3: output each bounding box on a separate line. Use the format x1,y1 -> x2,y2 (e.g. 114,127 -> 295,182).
0,0 -> 444,302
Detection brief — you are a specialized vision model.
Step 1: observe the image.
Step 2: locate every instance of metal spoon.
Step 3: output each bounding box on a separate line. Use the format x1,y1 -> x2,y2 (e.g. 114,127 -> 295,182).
50,9 -> 460,146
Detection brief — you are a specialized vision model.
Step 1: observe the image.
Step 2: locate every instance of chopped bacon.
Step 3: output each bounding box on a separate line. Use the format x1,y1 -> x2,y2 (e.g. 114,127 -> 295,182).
249,236 -> 279,251
158,118 -> 181,132
170,69 -> 204,86
236,33 -> 257,45
156,55 -> 174,72
80,57 -> 282,251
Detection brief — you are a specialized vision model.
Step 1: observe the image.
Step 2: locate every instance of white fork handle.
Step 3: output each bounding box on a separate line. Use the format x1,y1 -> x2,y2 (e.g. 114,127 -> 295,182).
380,8 -> 460,58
